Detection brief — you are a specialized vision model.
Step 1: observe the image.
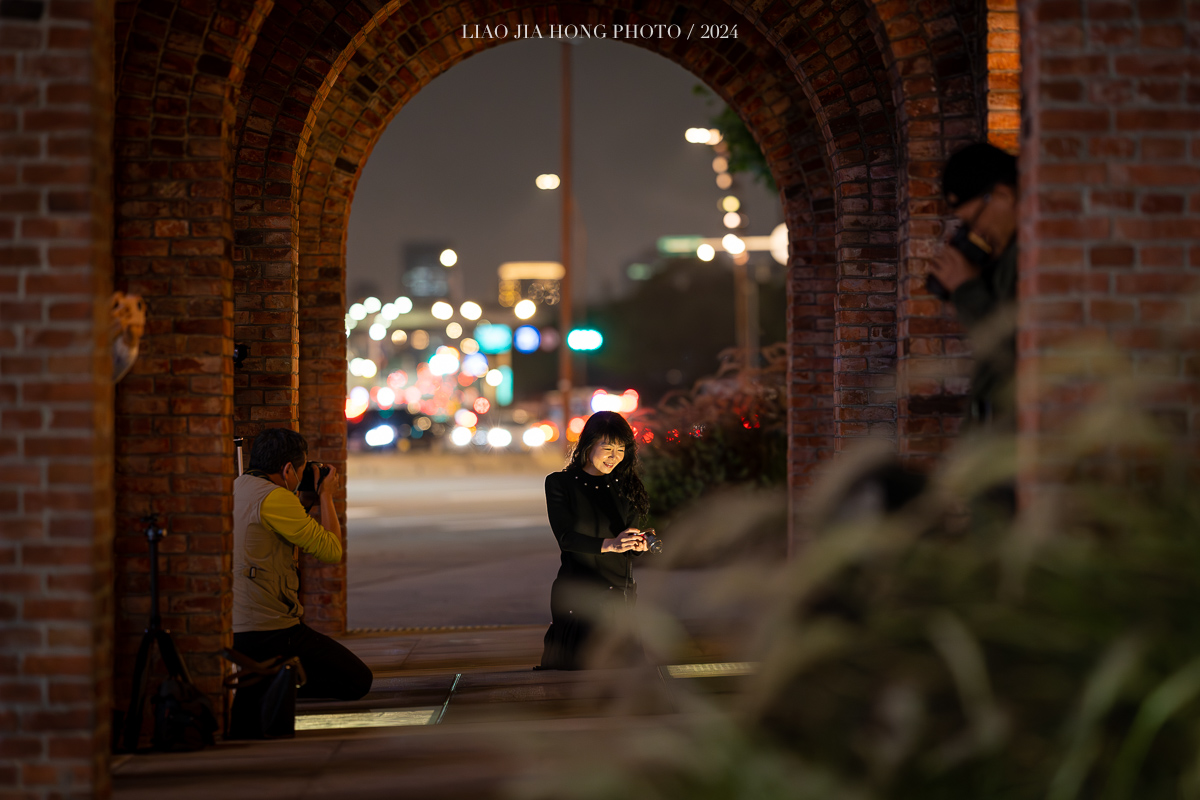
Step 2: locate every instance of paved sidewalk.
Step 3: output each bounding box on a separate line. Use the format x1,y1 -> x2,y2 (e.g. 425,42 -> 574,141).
112,626 -> 742,799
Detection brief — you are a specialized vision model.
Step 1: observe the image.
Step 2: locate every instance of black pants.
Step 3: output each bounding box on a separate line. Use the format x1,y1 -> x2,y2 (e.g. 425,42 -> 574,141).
540,579 -> 638,670
232,622 -> 373,702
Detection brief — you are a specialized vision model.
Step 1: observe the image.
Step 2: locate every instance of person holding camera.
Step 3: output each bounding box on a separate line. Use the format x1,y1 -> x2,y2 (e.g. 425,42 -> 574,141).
538,411 -> 655,670
230,428 -> 372,730
928,142 -> 1019,430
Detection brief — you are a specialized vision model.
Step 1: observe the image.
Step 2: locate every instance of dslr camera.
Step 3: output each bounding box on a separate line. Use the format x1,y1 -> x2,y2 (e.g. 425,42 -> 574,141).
297,462 -> 330,493
639,528 -> 664,555
927,225 -> 994,300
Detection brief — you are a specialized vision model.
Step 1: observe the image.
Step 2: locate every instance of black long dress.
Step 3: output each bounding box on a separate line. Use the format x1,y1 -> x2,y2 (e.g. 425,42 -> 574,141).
539,465 -> 639,670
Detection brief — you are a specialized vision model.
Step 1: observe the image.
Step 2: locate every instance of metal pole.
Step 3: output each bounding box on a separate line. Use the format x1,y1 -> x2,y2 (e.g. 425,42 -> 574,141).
559,42 -> 573,454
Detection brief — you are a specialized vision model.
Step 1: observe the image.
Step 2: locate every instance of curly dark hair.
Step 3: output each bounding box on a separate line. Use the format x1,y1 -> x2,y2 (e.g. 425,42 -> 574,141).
247,427 -> 307,475
567,411 -> 650,523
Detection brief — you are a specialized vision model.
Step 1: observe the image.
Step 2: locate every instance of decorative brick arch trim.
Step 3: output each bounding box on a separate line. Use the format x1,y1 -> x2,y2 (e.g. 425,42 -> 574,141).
110,0 -> 273,715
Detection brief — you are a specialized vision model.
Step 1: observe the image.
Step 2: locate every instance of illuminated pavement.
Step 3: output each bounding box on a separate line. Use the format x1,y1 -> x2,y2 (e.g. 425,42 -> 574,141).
344,452 -> 709,632
345,453 -> 561,630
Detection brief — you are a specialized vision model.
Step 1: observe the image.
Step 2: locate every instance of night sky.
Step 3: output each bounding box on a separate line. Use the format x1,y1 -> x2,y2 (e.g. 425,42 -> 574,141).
345,38 -> 782,309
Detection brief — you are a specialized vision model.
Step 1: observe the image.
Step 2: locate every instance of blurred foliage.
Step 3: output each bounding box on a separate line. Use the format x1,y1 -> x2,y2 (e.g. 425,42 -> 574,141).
636,342 -> 788,520
693,84 -> 777,193
518,334 -> 1200,800
712,105 -> 778,194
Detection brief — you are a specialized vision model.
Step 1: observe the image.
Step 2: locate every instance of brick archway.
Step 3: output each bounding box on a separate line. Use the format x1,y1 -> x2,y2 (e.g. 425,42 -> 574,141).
231,0 -> 851,630
106,0 -> 1006,729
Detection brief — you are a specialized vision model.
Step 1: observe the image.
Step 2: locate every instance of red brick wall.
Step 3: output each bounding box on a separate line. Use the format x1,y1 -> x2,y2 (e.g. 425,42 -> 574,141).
110,0 -> 270,728
0,0 -> 115,795
1017,0 -> 1200,488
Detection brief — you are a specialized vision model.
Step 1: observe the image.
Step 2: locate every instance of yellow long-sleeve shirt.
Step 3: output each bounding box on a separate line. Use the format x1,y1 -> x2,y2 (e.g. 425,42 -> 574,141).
233,473 -> 342,633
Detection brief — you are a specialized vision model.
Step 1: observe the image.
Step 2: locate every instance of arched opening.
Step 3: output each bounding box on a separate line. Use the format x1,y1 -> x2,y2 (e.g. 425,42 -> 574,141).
340,38 -> 789,631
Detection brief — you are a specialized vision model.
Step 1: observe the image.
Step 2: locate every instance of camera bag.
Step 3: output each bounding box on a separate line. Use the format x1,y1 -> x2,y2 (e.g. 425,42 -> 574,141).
222,648 -> 307,740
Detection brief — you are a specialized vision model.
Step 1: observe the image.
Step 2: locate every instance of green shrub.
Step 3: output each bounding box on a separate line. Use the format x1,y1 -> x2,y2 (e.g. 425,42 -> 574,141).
637,343 -> 788,520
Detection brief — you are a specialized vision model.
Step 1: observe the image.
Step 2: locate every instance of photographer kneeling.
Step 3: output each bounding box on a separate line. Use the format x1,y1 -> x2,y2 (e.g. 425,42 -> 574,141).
230,428 -> 372,733
928,142 -> 1019,432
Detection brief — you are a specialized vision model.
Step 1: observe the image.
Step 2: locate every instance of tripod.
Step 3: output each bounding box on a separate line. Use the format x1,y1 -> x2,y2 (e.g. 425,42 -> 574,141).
119,515 -> 193,752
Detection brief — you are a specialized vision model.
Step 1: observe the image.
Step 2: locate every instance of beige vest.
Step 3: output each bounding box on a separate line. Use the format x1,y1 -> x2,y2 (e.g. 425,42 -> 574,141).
233,473 -> 303,633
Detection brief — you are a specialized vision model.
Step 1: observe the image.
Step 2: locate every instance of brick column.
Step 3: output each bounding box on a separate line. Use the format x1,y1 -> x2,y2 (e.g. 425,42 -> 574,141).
986,0 -> 1021,150
1018,0 -> 1200,491
0,0 -> 115,795
111,0 -> 265,725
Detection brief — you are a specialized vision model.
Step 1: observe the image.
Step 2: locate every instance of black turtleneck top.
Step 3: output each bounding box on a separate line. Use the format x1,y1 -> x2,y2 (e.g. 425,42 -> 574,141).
544,466 -> 637,589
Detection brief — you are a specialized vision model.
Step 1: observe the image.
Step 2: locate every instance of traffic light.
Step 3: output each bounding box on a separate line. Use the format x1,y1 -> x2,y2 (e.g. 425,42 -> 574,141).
566,329 -> 603,352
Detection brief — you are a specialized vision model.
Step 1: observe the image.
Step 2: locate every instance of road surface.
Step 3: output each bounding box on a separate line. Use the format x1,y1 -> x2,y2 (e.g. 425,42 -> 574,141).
346,465 -> 559,630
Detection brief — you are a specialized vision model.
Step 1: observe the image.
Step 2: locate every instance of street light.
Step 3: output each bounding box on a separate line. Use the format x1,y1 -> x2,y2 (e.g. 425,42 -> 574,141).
536,173 -> 561,190
514,299 -> 536,320
439,249 -> 458,267
722,234 -> 746,255
697,243 -> 716,262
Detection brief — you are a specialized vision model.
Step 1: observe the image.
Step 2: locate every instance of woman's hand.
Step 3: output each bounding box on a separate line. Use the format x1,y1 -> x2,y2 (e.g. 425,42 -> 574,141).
601,528 -> 648,553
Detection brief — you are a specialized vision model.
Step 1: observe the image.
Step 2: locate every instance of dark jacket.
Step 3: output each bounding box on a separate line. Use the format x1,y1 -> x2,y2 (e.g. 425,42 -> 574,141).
950,239 -> 1017,428
545,467 -> 638,592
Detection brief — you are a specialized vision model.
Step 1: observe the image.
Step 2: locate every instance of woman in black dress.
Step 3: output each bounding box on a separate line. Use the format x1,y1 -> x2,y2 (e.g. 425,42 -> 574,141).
539,411 -> 651,670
